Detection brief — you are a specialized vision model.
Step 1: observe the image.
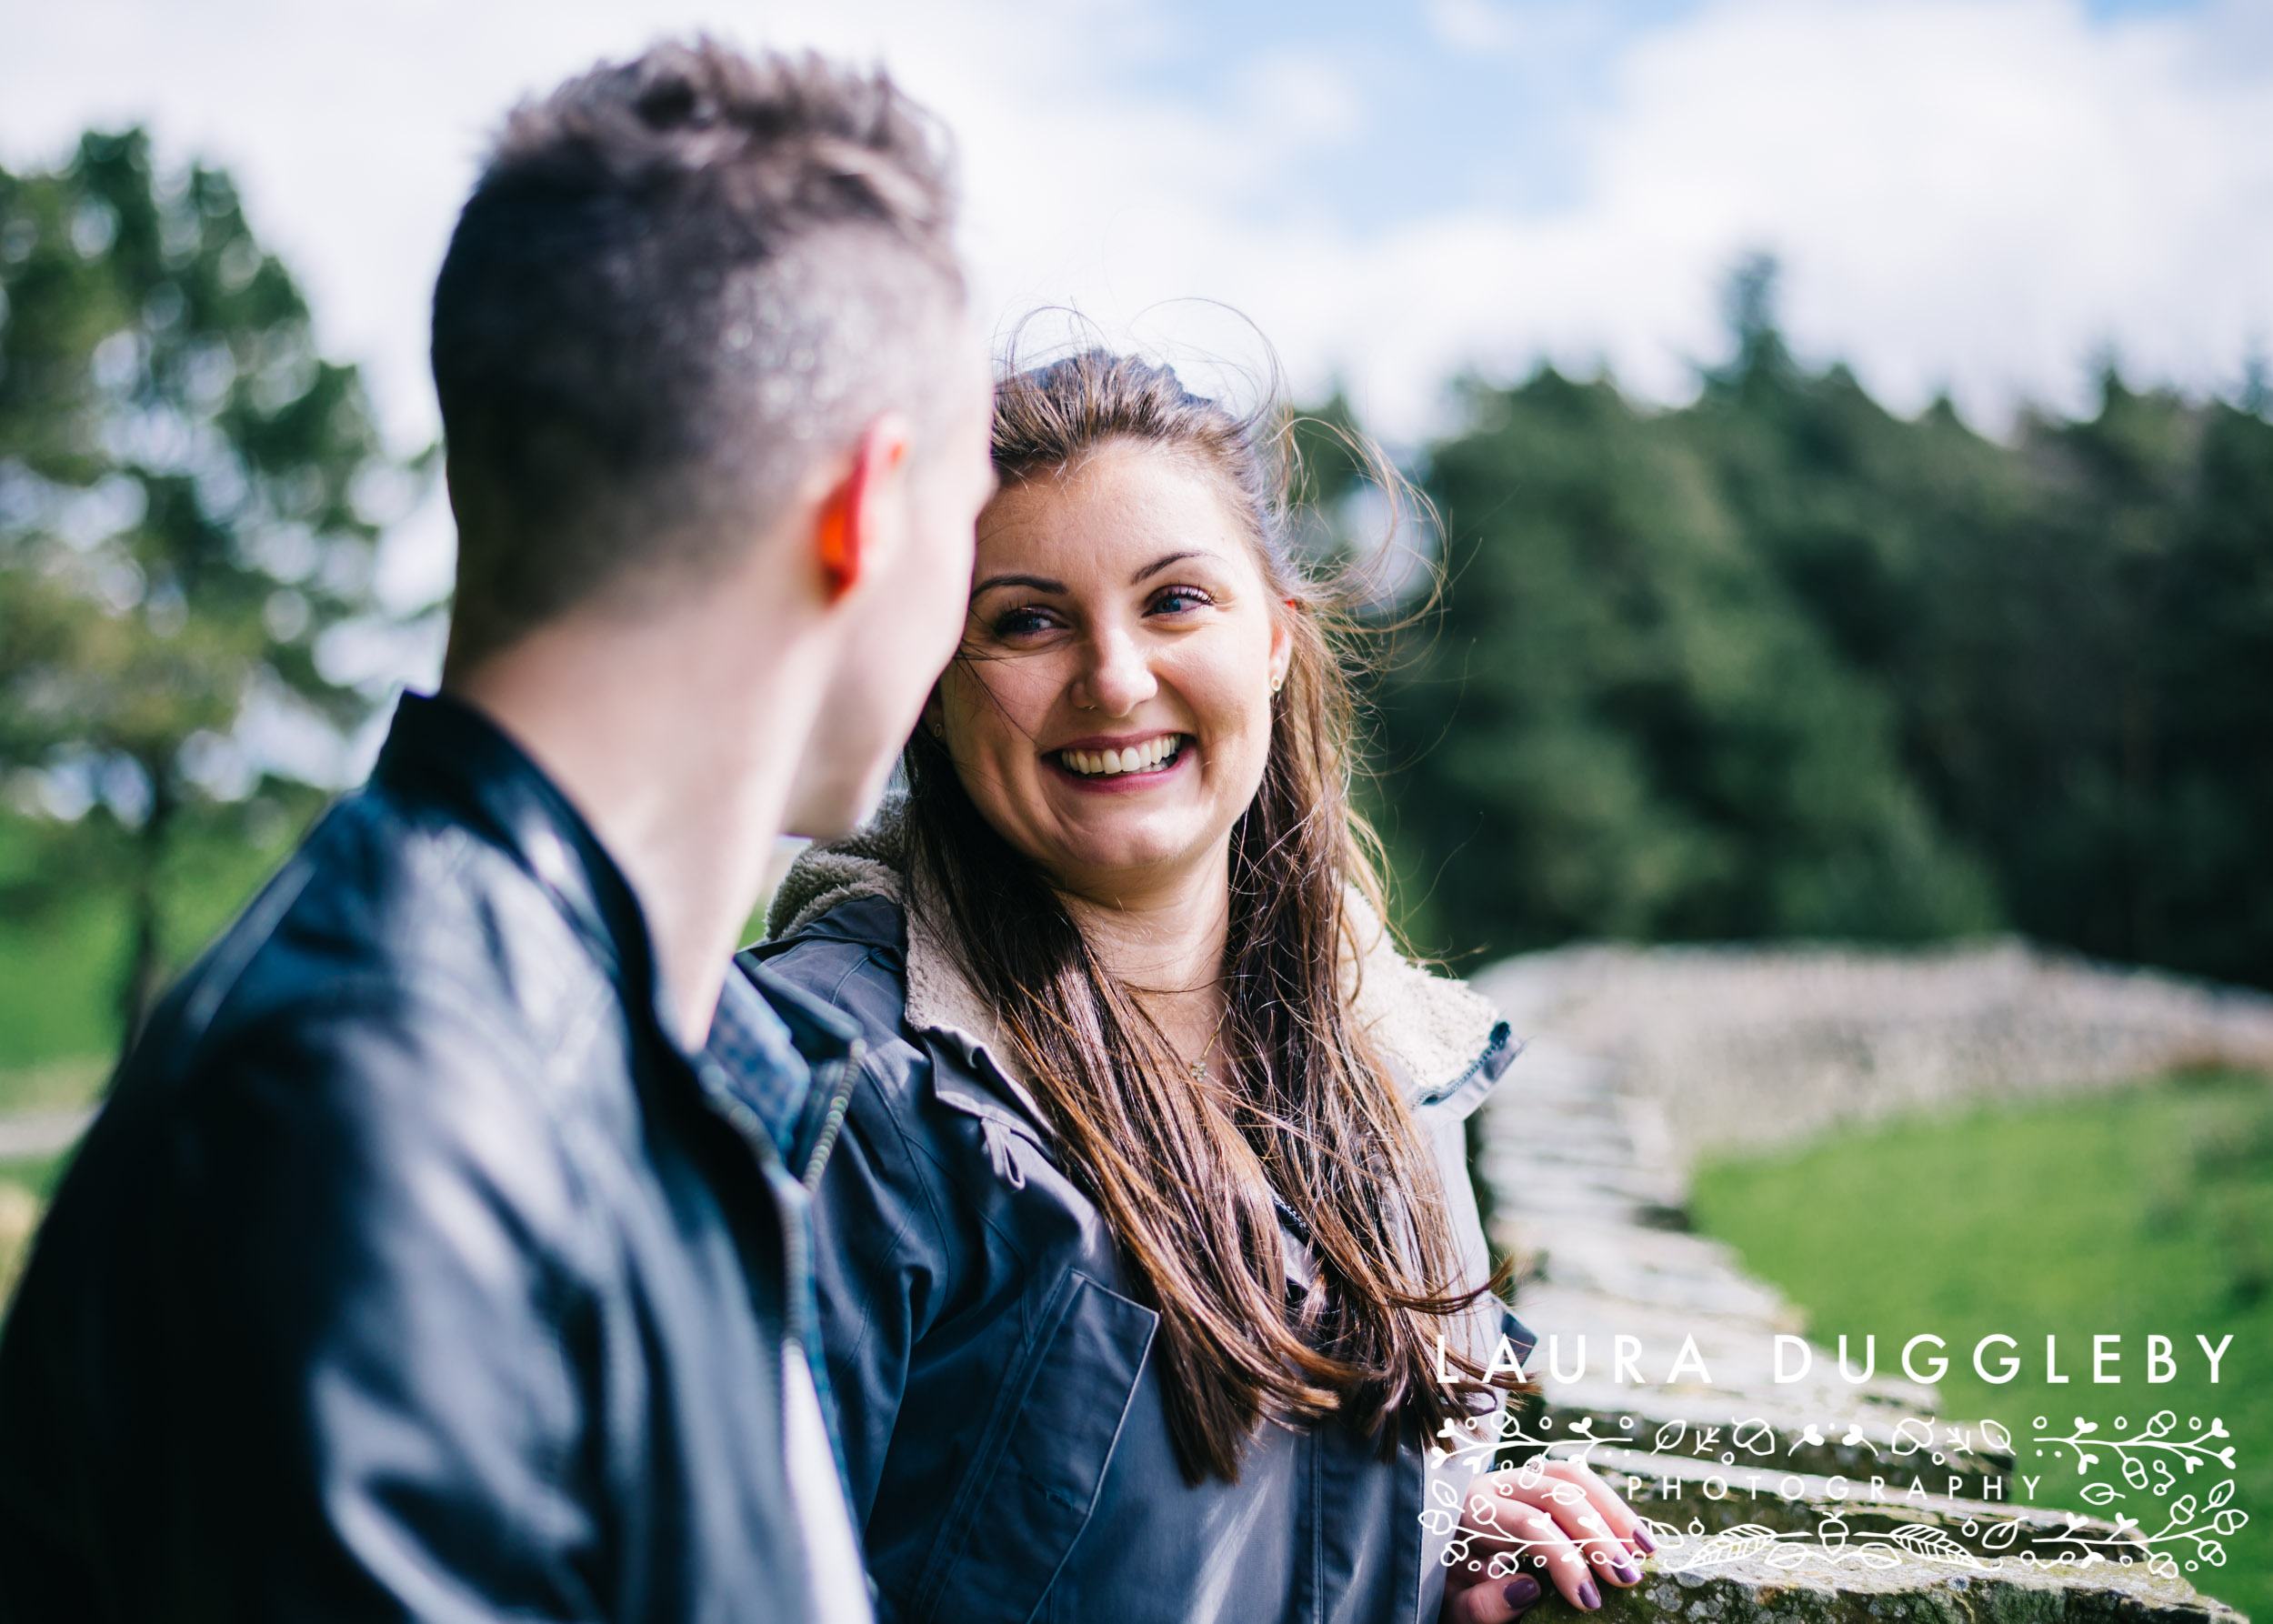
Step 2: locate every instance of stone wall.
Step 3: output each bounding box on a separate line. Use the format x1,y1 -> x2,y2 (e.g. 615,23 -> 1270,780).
1456,938 -> 2263,1619
1479,937 -> 2273,1164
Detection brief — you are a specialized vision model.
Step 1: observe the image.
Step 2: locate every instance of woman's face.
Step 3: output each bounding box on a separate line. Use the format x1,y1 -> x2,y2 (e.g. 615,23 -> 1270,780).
936,442 -> 1292,902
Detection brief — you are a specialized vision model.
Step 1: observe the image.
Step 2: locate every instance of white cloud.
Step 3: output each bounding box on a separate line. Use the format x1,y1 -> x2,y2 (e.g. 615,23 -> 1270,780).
1569,0 -> 2273,421
1425,0 -> 1521,55
1011,0 -> 2273,436
1235,53 -> 1366,152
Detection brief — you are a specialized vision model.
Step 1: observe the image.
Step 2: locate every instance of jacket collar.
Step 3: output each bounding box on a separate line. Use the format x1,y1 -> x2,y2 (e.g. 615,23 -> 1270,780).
766,798 -> 1514,1130
374,688 -> 670,1040
377,690 -> 864,1167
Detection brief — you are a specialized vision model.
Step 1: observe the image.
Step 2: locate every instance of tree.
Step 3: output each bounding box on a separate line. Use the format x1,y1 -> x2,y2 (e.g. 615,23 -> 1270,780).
1367,257 -> 2273,991
1918,380 -> 2273,986
1374,360 -> 1997,961
1680,261 -> 2273,986
0,130 -> 396,1034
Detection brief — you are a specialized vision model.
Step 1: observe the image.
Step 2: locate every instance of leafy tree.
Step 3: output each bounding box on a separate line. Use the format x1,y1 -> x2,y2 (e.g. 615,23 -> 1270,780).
0,130 -> 395,1033
1375,360 -> 1996,960
1918,381 -> 2273,986
1369,256 -> 2273,991
1679,262 -> 2273,986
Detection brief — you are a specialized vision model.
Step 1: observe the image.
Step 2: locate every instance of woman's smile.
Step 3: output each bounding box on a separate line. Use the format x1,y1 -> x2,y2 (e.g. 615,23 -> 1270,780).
1049,731 -> 1190,784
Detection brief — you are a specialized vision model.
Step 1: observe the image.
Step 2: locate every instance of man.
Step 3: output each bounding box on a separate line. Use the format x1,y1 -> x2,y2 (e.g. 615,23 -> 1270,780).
0,40 -> 991,1621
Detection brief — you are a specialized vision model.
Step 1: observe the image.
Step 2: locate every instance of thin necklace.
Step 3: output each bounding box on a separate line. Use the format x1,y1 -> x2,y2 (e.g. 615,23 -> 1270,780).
1183,996 -> 1235,1084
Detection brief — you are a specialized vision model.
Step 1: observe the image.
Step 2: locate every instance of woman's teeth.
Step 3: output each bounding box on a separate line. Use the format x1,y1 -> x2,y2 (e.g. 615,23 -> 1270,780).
1058,736 -> 1184,777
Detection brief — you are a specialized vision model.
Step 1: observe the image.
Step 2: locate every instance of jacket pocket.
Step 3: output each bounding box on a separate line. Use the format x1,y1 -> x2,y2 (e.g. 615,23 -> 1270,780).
906,1271 -> 1157,1624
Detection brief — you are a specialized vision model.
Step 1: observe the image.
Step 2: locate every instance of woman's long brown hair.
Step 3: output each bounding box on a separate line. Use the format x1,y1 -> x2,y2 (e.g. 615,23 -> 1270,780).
904,347 -> 1507,1485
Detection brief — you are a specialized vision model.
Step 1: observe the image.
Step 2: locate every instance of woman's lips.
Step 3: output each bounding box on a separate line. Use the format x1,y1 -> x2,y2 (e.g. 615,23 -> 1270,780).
1052,732 -> 1187,778
1046,733 -> 1191,790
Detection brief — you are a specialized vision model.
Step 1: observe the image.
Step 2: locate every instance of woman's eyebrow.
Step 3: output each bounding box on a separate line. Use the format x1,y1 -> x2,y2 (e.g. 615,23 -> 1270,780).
1131,549 -> 1211,585
971,572 -> 1067,596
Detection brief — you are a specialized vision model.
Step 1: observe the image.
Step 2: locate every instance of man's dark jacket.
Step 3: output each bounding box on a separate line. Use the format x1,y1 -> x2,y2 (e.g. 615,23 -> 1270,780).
0,693 -> 863,1621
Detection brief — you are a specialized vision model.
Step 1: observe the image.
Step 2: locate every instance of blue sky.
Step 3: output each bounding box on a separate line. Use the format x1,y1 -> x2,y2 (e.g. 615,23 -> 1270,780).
3,0 -> 2269,625
1115,0 -> 1707,226
1092,0 -> 2242,241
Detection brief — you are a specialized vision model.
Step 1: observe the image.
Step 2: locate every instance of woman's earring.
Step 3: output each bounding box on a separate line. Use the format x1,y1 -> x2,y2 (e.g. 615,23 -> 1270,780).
1271,674 -> 1284,696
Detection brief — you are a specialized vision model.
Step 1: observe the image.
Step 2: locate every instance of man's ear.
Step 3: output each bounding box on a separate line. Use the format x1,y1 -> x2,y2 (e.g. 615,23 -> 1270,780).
814,413 -> 913,601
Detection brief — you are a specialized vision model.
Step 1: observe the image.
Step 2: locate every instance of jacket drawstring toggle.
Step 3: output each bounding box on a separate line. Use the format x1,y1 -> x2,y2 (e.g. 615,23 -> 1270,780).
979,1118 -> 1028,1188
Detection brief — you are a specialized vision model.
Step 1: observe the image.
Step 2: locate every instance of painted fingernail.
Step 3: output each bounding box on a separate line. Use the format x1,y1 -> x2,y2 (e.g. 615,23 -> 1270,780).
1578,1578 -> 1603,1610
1634,1524 -> 1659,1554
1503,1575 -> 1541,1610
1611,1557 -> 1640,1584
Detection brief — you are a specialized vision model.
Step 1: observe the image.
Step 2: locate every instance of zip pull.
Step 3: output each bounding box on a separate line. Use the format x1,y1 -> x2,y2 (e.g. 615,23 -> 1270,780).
799,1038 -> 865,1190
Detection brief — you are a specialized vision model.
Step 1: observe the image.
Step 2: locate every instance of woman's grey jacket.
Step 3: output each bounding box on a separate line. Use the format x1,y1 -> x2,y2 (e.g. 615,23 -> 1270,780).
729,813 -> 1532,1624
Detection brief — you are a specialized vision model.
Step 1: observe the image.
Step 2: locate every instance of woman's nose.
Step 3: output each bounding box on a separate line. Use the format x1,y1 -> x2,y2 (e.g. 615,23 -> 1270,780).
1073,626 -> 1157,716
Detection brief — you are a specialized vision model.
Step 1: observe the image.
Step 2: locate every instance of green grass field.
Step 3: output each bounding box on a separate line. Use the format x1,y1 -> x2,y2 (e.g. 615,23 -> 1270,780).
1691,1072 -> 2272,1614
0,1152 -> 73,1199
0,1151 -> 72,1304
0,807 -> 312,1073
0,806 -> 310,1303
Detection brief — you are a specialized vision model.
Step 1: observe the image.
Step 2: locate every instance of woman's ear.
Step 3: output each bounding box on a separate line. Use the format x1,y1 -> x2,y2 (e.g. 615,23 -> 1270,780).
1268,608 -> 1296,694
921,684 -> 946,741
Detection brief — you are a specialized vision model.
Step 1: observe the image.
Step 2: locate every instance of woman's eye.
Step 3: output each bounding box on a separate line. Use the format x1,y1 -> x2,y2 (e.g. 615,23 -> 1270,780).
989,606 -> 1059,637
1149,586 -> 1214,617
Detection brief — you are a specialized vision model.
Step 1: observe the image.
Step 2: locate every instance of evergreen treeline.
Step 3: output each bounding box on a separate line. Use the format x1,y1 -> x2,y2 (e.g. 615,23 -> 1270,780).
1370,265 -> 2273,991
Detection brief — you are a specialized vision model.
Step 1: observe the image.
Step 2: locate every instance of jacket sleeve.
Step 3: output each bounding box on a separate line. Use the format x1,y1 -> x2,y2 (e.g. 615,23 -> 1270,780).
117,991 -> 608,1620
1408,1025 -> 1531,1377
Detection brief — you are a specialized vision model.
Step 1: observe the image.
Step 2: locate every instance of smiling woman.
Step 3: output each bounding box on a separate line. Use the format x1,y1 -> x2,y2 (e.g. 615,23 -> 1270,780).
736,347 -> 1654,1623
939,433 -> 1291,907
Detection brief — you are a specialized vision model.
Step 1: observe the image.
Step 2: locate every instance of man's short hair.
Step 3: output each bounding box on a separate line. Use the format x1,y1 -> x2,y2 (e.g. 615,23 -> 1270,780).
432,40 -> 964,667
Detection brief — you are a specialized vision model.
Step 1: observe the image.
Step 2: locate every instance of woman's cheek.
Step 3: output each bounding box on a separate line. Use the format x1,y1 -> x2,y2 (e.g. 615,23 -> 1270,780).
989,657 -> 1062,733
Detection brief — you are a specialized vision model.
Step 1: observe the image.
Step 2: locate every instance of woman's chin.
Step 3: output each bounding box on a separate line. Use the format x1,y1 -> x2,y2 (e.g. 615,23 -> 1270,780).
1036,811 -> 1214,887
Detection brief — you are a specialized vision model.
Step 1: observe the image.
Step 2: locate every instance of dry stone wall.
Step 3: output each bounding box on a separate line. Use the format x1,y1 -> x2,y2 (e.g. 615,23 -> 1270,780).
1455,937 -> 2266,1619
1481,937 -> 2273,1163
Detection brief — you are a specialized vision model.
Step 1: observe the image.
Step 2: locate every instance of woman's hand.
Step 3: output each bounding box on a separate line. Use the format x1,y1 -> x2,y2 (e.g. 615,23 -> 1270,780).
1438,1456 -> 1657,1620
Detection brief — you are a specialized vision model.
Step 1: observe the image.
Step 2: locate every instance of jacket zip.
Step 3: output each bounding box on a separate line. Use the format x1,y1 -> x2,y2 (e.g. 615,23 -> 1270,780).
801,1038 -> 865,1190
